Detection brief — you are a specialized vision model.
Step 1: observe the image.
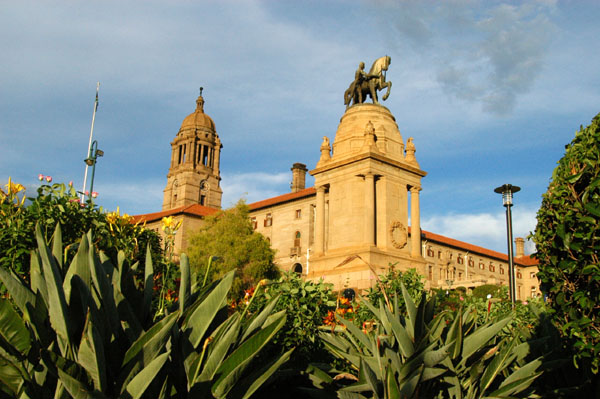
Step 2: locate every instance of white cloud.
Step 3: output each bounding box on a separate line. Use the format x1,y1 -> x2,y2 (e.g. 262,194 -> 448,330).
220,172 -> 290,208
422,206 -> 538,254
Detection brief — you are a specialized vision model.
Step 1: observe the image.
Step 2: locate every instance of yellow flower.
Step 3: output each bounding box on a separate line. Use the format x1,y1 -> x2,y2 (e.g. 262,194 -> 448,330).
162,216 -> 182,232
5,177 -> 25,195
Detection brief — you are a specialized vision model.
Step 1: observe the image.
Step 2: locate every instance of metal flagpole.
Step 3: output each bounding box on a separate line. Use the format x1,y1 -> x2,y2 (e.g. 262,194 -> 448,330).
81,82 -> 100,200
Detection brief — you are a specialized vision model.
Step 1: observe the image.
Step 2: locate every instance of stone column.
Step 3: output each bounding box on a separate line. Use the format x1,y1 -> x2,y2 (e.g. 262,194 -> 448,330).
214,138 -> 221,175
315,185 -> 326,255
410,186 -> 421,257
364,173 -> 375,246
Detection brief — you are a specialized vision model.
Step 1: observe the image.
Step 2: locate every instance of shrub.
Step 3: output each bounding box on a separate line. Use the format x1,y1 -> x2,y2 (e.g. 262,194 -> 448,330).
472,284 -> 503,300
533,112 -> 600,374
0,178 -> 163,278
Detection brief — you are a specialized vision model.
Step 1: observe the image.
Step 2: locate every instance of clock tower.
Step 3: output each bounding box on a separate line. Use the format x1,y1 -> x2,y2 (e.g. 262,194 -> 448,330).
162,89 -> 223,210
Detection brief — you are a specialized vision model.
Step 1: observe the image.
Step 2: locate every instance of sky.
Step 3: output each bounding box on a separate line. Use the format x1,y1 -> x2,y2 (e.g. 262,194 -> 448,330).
1,0 -> 599,254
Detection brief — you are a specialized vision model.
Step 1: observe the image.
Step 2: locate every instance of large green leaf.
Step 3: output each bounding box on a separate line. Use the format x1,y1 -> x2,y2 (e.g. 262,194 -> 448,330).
143,244 -> 154,321
183,270 -> 235,349
63,233 -> 92,304
57,366 -> 108,399
123,351 -> 170,399
229,347 -> 294,399
211,310 -> 286,398
178,253 -> 190,314
0,267 -> 36,318
77,312 -> 107,392
239,294 -> 280,342
461,317 -> 511,362
122,311 -> 178,367
51,223 -> 63,270
36,223 -> 72,356
0,299 -> 30,355
479,338 -> 516,394
194,313 -> 241,385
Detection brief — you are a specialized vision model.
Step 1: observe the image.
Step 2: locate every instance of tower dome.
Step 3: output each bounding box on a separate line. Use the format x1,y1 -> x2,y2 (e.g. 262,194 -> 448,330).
162,89 -> 223,210
179,94 -> 215,132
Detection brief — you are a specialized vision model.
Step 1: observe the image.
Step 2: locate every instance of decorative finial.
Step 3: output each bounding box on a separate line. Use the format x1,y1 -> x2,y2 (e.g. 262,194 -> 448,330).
199,87 -> 203,96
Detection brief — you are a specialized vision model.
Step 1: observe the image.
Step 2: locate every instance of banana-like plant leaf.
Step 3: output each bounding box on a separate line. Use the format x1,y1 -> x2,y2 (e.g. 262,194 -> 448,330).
382,304 -> 414,358
401,283 -> 417,340
88,242 -> 120,335
211,310 -> 286,398
0,355 -> 25,396
178,253 -> 190,314
51,223 -> 63,270
239,294 -> 280,342
385,364 -> 400,399
36,224 -> 72,356
496,357 -> 542,393
29,250 -> 48,307
77,312 -> 107,392
122,311 -> 179,367
0,267 -> 36,318
184,270 -> 235,349
479,339 -> 516,394
230,347 -> 294,399
194,314 -> 241,384
143,244 -> 154,322
0,299 -> 31,356
461,317 -> 511,362
56,366 -> 108,399
63,233 -> 92,304
359,357 -> 380,399
335,315 -> 371,351
123,351 -> 170,399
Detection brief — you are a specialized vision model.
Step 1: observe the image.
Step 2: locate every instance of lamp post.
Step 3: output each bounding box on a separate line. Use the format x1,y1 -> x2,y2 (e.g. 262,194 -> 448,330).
84,140 -> 104,199
494,184 -> 520,308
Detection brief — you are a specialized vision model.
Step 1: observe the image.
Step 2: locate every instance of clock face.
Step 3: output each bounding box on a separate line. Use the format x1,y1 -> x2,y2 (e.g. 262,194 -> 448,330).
200,180 -> 210,192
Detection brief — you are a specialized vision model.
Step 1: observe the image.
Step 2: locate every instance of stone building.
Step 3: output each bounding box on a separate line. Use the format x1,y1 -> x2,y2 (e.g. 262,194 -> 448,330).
134,92 -> 540,299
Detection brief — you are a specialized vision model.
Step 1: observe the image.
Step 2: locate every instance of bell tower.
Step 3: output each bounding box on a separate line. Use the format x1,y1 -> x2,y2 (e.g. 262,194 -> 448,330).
162,89 -> 223,210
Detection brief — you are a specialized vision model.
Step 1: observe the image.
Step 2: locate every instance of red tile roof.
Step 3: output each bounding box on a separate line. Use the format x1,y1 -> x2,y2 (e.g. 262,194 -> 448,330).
248,187 -> 316,210
132,204 -> 218,223
411,228 -> 538,267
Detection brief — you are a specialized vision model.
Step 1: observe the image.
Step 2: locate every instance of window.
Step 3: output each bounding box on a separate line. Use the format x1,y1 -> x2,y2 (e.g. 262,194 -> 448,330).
251,217 -> 257,229
428,265 -> 433,280
517,272 -> 522,279
295,209 -> 302,219
457,255 -> 464,264
458,272 -> 462,280
479,262 -> 485,270
530,272 -> 536,279
500,267 -> 505,275
468,257 -> 475,267
264,213 -> 272,227
427,247 -> 434,257
489,264 -> 495,272
294,231 -> 301,247
438,251 -> 442,259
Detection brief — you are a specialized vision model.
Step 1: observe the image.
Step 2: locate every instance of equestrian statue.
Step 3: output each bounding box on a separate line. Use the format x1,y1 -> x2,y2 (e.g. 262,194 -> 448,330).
344,56 -> 392,109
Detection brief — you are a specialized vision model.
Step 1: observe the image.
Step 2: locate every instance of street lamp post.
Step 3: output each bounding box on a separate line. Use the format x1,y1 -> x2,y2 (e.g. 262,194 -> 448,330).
494,184 -> 520,308
84,140 -> 104,199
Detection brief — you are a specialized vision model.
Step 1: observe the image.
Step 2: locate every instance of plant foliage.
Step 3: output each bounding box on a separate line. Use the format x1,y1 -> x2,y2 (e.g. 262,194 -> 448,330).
0,224 -> 291,398
533,112 -> 600,373
187,200 -> 280,299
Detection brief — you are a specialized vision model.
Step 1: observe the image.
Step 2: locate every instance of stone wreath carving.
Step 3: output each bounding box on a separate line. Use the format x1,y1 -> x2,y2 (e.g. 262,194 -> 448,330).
389,221 -> 408,249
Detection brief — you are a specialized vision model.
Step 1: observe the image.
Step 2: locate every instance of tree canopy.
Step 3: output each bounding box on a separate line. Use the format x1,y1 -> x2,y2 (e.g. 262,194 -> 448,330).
187,200 -> 280,297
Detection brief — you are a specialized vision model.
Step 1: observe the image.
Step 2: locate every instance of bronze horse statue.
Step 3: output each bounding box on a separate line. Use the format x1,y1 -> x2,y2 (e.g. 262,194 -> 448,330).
344,56 -> 392,108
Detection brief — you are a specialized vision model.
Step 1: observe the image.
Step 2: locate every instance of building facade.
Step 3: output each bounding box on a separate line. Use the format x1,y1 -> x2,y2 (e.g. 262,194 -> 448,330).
134,93 -> 540,299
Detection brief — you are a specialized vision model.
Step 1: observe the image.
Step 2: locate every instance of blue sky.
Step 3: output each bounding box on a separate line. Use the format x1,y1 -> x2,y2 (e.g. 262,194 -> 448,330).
1,1 -> 599,254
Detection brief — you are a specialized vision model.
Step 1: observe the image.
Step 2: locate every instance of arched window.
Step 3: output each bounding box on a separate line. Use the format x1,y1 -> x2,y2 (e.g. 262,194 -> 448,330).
292,263 -> 302,275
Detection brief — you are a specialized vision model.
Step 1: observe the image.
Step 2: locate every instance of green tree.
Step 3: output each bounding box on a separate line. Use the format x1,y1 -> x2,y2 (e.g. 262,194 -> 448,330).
187,200 -> 280,298
533,112 -> 600,374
